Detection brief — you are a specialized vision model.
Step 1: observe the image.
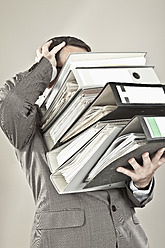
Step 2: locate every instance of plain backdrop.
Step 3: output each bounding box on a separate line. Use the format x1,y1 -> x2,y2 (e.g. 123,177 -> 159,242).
0,0 -> 165,247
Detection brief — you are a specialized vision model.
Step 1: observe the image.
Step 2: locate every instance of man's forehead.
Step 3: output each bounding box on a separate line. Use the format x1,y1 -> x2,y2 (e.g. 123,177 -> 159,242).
58,45 -> 87,66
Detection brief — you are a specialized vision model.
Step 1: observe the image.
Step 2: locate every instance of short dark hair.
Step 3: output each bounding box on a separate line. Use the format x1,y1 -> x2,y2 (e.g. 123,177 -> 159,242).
47,36 -> 91,60
48,36 -> 91,52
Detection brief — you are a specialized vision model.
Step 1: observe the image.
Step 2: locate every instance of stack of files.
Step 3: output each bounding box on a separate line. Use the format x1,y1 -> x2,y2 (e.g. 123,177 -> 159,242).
40,52 -> 151,131
41,65 -> 160,150
43,81 -> 164,150
41,65 -> 160,132
47,116 -> 165,194
40,52 -> 147,110
39,52 -> 165,194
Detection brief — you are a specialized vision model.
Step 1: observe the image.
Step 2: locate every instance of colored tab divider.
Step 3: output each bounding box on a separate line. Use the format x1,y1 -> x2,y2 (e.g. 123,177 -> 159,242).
145,117 -> 162,138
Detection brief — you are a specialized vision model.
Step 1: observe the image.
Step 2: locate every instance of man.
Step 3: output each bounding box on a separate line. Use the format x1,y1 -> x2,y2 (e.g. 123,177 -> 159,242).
0,36 -> 164,248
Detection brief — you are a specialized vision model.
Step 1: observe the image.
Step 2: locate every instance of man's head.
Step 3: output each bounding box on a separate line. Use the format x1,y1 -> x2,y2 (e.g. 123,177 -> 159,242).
48,36 -> 91,67
47,36 -> 91,86
48,36 -> 91,55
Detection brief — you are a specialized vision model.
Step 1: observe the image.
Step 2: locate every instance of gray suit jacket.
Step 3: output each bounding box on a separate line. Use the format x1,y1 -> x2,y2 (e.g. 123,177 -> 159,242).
0,57 -> 153,248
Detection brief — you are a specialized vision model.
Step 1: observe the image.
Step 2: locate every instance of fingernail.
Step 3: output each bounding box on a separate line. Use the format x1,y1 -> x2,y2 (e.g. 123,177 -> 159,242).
128,158 -> 134,162
143,152 -> 149,157
145,153 -> 149,157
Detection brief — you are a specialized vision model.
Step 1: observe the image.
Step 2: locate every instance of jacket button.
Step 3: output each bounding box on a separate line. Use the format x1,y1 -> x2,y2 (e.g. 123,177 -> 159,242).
112,205 -> 117,212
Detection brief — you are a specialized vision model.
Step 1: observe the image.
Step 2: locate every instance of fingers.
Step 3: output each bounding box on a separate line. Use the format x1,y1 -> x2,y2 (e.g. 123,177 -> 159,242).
36,40 -> 52,58
35,40 -> 66,66
40,40 -> 66,56
35,46 -> 42,62
151,148 -> 165,168
116,156 -> 152,188
141,152 -> 152,168
116,148 -> 165,189
128,157 -> 141,170
116,166 -> 134,178
42,40 -> 53,54
117,157 -> 143,180
117,152 -> 149,172
50,41 -> 66,55
36,46 -> 42,56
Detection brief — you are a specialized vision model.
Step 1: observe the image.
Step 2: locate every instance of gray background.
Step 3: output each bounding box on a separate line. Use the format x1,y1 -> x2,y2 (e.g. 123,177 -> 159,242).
0,0 -> 164,247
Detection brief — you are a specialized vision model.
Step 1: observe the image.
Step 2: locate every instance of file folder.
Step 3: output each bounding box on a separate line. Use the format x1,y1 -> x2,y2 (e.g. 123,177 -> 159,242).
42,68 -> 161,150
47,120 -> 126,193
48,116 -> 165,194
58,82 -> 165,145
41,52 -> 147,111
84,116 -> 165,189
40,51 -> 152,129
41,65 -> 160,132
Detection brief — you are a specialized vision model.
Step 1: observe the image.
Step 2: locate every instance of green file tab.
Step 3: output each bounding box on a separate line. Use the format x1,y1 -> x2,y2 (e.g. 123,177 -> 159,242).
146,117 -> 162,138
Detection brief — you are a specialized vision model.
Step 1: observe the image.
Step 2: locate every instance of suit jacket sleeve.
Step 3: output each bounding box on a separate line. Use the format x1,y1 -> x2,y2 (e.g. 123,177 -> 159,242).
0,57 -> 52,149
125,178 -> 155,208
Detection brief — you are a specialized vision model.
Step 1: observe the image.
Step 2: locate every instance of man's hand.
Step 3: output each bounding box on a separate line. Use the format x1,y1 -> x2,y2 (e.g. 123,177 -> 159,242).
116,147 -> 165,189
35,40 -> 66,67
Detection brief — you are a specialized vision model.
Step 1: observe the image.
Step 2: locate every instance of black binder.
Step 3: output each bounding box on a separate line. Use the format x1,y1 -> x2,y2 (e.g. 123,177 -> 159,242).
84,116 -> 165,189
58,82 -> 165,146
48,115 -> 165,194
